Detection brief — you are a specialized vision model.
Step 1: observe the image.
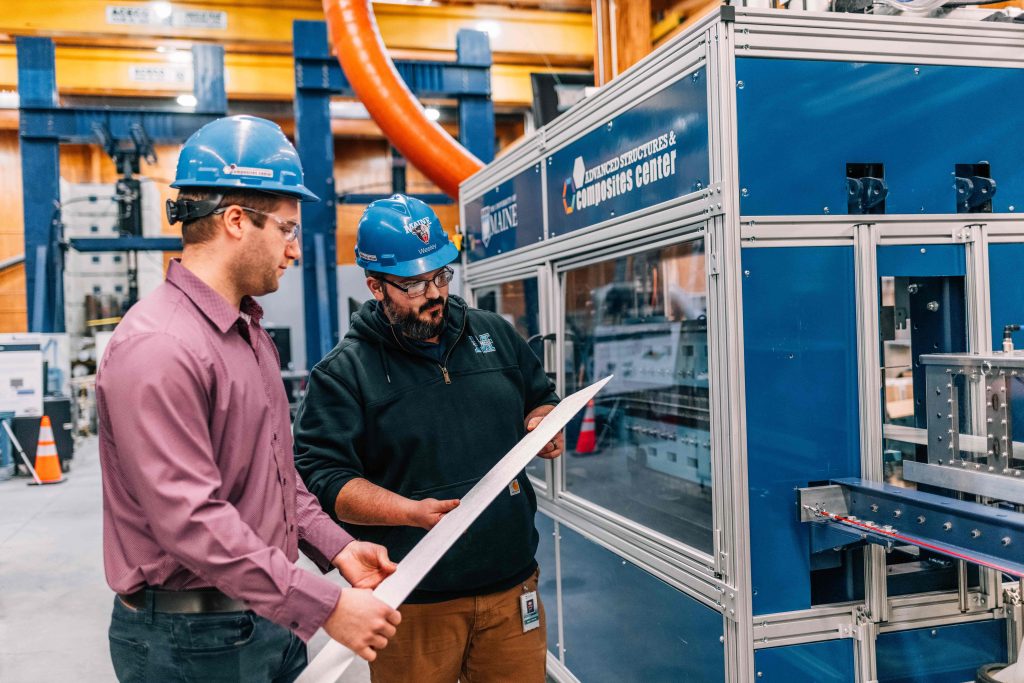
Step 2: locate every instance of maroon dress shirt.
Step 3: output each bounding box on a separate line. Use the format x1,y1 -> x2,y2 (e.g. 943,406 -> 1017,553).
97,260 -> 352,641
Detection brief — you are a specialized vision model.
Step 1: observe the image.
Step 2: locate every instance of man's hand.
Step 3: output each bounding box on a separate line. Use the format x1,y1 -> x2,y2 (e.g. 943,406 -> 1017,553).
526,404 -> 564,460
322,588 -> 400,662
332,541 -> 397,589
406,498 -> 460,530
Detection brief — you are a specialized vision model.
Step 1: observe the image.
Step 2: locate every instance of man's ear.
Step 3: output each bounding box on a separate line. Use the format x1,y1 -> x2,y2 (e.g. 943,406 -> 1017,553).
220,205 -> 247,241
366,277 -> 385,302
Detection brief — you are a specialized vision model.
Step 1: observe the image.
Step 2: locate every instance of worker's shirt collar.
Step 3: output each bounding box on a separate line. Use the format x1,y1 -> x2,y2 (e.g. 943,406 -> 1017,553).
165,259 -> 263,334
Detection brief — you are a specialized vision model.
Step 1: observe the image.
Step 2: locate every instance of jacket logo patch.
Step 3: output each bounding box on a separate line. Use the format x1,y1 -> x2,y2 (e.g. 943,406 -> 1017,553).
406,216 -> 432,243
469,333 -> 496,354
508,479 -> 521,496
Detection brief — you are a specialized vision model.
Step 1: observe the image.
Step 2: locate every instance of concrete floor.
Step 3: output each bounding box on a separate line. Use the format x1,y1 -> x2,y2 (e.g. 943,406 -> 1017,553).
0,436 -> 369,683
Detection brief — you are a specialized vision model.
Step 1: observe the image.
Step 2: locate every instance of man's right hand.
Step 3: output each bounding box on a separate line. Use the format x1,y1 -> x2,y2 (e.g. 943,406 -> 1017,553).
407,497 -> 460,529
323,588 -> 401,662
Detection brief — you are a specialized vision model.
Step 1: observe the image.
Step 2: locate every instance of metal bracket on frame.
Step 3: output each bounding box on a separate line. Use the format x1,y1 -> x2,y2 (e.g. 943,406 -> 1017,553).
954,223 -> 984,243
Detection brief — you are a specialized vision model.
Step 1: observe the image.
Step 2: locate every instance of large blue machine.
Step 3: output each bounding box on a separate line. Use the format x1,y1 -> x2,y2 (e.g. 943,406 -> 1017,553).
459,8 -> 1024,681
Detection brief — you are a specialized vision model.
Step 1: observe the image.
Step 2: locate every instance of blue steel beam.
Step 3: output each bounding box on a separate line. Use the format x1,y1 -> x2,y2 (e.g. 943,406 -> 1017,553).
20,109 -> 221,143
293,35 -> 339,364
18,37 -> 63,332
292,19 -> 494,366
338,193 -> 453,205
17,36 -> 226,333
455,29 -> 495,164
69,237 -> 183,252
292,22 -> 490,98
809,478 -> 1024,577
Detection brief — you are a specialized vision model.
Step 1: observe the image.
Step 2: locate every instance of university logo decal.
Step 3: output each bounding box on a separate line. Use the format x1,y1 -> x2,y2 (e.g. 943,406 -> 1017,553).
406,216 -> 432,243
470,333 -> 496,354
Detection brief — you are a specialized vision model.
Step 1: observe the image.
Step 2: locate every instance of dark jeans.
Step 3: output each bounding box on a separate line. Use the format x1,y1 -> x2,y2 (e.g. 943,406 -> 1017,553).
108,594 -> 307,682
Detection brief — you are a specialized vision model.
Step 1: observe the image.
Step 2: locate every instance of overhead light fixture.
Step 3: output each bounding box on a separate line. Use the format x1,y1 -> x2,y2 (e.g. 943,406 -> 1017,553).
0,91 -> 19,109
329,101 -> 371,119
473,20 -> 501,39
155,45 -> 168,53
176,93 -> 198,108
151,2 -> 173,21
425,107 -> 441,122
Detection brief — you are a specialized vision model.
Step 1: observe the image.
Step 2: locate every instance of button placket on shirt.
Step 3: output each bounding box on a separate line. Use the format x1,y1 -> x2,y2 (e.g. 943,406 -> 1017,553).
239,319 -> 295,543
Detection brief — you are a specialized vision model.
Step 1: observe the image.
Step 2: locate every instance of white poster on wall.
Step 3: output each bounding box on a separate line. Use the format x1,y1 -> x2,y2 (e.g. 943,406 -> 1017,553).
0,341 -> 44,417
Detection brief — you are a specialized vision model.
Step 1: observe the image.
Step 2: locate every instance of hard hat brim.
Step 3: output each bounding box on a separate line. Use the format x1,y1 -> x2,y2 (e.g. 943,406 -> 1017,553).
170,179 -> 320,202
360,241 -> 459,277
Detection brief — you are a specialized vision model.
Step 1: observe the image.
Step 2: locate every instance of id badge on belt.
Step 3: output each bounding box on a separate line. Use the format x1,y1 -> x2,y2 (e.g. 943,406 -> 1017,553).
520,589 -> 540,632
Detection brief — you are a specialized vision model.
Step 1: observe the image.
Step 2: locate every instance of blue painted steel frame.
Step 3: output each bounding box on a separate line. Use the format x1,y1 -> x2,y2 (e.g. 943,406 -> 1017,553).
18,36 -> 226,332
292,19 -> 495,366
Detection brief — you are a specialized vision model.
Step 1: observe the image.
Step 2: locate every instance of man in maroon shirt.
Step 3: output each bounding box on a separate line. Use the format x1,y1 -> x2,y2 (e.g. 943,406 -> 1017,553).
97,115 -> 400,682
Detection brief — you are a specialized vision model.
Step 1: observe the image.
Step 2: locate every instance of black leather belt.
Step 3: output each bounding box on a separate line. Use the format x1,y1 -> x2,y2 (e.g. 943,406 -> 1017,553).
120,587 -> 247,614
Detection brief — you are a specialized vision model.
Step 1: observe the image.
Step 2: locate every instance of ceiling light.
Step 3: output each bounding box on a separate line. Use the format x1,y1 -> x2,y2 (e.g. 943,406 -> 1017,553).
425,107 -> 441,122
473,20 -> 501,39
151,2 -> 173,20
329,101 -> 371,119
0,91 -> 19,109
176,93 -> 198,108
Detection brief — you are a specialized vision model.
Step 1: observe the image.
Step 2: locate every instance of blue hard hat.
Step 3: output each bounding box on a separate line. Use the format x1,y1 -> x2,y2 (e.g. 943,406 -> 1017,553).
355,195 -> 459,277
171,115 -> 319,202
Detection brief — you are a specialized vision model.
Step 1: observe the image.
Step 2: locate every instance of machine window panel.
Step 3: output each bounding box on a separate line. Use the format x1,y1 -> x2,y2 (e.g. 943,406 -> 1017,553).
474,277 -> 547,485
562,240 -> 712,554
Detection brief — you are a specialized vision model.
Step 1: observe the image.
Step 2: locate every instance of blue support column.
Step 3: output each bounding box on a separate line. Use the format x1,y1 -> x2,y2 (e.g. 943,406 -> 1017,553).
17,36 -> 227,333
292,20 -> 494,366
293,20 -> 340,365
192,44 -> 227,114
455,29 -> 495,164
17,37 -> 63,332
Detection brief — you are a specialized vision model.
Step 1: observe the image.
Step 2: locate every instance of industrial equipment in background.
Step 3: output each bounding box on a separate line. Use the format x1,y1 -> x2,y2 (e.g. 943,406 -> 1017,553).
291,19 -> 494,367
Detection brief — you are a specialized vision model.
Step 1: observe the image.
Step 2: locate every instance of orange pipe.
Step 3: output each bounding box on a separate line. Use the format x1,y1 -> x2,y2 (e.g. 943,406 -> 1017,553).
323,0 -> 484,199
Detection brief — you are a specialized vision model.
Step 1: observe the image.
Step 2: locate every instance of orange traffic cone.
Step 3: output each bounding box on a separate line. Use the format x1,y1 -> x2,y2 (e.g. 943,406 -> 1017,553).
30,416 -> 63,485
574,400 -> 597,455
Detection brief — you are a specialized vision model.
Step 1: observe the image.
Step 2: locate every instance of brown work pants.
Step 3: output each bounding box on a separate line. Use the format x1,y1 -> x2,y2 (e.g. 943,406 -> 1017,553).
369,568 -> 547,683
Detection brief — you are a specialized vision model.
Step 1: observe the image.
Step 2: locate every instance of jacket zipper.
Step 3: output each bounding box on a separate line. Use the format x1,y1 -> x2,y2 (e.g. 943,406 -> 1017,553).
438,311 -> 468,385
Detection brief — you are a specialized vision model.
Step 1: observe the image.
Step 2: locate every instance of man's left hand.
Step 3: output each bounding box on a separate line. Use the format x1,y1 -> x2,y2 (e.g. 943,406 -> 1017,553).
526,405 -> 564,460
332,541 -> 398,589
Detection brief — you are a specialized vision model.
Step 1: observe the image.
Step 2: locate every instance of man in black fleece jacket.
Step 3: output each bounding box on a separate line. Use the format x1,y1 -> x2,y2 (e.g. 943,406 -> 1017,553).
293,194 -> 561,682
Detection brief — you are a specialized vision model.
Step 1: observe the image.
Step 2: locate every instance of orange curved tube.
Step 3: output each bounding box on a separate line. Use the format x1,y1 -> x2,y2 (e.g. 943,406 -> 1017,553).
323,0 -> 484,199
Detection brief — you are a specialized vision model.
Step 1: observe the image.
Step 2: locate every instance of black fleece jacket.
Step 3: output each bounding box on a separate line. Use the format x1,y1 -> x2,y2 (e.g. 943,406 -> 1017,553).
293,295 -> 559,603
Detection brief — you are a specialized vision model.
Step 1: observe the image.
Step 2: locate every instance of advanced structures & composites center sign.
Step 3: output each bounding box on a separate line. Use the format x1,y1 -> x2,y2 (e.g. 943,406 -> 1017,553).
547,70 -> 710,237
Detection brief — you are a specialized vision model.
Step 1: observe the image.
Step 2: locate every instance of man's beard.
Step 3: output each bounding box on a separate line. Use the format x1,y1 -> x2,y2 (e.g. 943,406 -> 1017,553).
382,287 -> 446,340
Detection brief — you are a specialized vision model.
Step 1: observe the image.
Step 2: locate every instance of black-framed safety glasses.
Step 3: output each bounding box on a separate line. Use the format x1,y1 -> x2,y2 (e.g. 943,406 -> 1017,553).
380,266 -> 454,299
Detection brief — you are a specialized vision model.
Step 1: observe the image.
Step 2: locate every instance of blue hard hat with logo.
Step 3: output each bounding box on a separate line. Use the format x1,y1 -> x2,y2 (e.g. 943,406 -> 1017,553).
354,194 -> 459,277
171,115 -> 318,202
